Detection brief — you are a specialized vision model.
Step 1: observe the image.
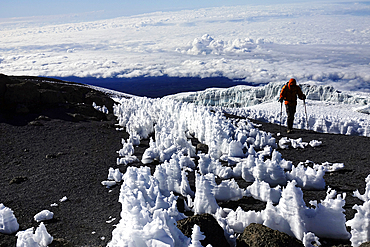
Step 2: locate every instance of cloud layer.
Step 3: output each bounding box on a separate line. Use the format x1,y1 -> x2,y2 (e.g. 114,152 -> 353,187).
1,2 -> 369,92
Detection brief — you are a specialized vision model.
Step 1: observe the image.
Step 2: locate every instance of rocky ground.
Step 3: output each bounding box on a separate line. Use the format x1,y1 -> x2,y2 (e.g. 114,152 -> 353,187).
1,75 -> 370,247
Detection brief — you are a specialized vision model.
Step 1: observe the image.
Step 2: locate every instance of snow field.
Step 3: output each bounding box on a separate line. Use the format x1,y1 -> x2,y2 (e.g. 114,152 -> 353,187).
104,96 -> 370,246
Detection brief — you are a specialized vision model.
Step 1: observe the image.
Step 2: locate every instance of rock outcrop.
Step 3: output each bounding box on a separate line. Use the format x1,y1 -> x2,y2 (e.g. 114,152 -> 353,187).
236,223 -> 304,247
0,74 -> 116,121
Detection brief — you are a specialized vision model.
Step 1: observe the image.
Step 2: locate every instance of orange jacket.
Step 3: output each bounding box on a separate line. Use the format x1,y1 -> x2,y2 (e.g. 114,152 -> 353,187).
280,79 -> 305,106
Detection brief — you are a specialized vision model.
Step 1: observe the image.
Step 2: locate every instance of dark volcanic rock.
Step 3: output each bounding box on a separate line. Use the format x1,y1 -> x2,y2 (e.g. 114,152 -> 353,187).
0,74 -> 9,100
196,143 -> 209,154
4,81 -> 41,110
9,176 -> 28,185
236,223 -> 304,247
39,89 -> 65,105
0,74 -> 116,117
177,213 -> 229,247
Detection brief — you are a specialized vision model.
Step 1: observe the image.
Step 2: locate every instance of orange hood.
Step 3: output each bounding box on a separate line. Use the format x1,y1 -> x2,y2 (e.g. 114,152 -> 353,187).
288,78 -> 296,89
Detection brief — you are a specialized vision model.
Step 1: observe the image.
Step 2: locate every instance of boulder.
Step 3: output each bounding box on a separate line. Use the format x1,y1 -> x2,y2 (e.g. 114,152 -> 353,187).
177,213 -> 229,247
236,223 -> 304,247
196,143 -> 209,154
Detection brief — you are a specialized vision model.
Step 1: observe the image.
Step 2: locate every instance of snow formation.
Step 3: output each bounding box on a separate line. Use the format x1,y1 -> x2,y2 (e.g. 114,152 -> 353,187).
104,95 -> 368,246
34,210 -> 54,222
0,204 -> 19,234
347,175 -> 370,247
16,222 -> 53,247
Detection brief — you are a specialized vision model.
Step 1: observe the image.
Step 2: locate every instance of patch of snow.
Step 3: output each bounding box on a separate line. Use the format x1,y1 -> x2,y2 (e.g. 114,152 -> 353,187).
16,222 -> 53,247
0,204 -> 19,234
34,210 -> 54,222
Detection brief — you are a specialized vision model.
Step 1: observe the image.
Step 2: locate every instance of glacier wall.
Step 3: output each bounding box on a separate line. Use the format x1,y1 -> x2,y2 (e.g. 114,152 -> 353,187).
166,82 -> 370,136
166,82 -> 370,108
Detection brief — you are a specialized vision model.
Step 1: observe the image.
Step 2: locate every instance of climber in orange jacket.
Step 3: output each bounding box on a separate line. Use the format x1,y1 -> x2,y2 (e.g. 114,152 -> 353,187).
279,78 -> 306,133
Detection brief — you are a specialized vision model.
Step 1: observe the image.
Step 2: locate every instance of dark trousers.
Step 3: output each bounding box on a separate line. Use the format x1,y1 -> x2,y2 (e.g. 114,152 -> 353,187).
285,104 -> 296,130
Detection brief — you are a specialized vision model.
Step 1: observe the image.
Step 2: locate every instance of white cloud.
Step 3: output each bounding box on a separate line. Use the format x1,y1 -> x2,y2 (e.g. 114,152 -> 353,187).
0,2 -> 369,92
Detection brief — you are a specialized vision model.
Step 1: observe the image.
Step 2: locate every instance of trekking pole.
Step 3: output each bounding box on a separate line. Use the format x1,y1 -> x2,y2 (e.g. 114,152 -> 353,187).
280,101 -> 283,132
303,100 -> 308,130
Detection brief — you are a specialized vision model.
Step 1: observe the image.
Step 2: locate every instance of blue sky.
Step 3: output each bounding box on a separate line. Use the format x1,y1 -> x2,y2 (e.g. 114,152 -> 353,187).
1,0 -> 343,19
